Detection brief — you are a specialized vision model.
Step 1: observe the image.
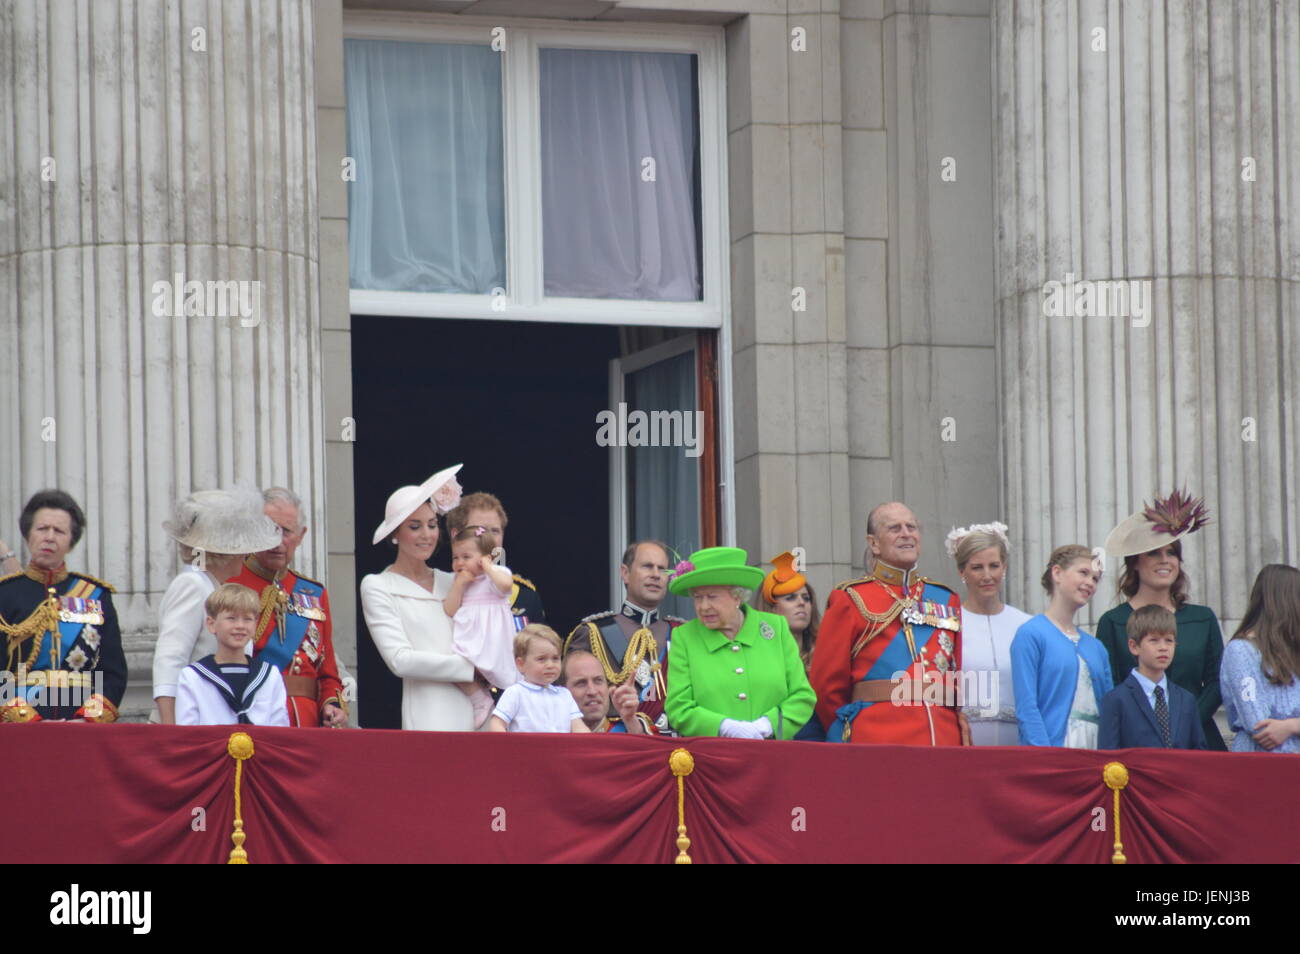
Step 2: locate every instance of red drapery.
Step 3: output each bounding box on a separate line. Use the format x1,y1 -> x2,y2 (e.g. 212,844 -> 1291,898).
3,724 -> 1295,863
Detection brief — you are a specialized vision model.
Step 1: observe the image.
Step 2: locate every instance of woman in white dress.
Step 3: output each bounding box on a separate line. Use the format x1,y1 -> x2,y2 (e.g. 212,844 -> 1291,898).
152,488 -> 282,723
359,464 -> 481,731
946,522 -> 1031,745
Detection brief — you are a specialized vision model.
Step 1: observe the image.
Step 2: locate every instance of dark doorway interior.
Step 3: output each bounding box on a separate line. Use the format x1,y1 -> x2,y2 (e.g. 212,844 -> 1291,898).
351,316 -> 619,728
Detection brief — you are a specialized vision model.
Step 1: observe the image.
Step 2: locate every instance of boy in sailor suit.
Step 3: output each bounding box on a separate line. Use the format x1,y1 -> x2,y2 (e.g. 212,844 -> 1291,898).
177,584 -> 289,726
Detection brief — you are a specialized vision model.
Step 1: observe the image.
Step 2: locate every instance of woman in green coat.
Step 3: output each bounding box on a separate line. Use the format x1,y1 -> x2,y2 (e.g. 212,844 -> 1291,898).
665,547 -> 815,739
1097,491 -> 1227,750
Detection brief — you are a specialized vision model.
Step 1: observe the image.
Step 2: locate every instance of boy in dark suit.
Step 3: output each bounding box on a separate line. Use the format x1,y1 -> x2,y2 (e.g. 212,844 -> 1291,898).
1099,605 -> 1207,750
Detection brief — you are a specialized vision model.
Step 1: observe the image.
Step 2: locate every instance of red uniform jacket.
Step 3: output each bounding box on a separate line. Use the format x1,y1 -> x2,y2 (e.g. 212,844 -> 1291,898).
228,561 -> 344,728
810,562 -> 963,745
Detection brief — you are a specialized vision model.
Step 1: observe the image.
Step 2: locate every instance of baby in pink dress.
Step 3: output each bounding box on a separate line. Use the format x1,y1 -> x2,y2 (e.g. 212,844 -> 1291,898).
444,527 -> 517,727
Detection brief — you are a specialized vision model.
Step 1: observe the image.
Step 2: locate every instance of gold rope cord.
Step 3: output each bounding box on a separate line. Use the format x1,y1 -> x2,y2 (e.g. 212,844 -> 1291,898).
1103,761 -> 1129,864
1,589 -> 61,672
255,582 -> 288,646
227,732 -> 255,864
590,624 -> 659,687
669,748 -> 695,864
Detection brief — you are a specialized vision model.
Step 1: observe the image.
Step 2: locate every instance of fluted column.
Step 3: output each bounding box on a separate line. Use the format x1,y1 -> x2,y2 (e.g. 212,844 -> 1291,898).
993,0 -> 1300,625
0,0 -> 325,714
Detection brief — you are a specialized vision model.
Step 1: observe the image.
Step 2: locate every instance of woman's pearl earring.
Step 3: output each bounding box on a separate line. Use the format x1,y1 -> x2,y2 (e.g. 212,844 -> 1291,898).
391,539 -> 398,545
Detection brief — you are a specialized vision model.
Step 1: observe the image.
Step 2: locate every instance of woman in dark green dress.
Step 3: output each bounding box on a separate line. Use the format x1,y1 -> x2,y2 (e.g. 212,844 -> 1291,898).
1097,490 -> 1226,750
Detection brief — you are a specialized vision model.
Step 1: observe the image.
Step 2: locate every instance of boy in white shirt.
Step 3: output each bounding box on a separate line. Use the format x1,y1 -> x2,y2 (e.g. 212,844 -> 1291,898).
489,625 -> 589,733
176,583 -> 289,726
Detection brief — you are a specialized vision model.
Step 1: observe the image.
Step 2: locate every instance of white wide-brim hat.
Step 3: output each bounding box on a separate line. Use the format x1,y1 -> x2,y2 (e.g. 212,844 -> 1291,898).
372,463 -> 463,545
1104,488 -> 1211,558
163,487 -> 283,555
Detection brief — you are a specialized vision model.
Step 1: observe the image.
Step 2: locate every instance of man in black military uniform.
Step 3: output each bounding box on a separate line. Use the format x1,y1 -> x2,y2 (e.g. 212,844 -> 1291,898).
564,540 -> 682,734
445,492 -> 545,628
0,490 -> 126,722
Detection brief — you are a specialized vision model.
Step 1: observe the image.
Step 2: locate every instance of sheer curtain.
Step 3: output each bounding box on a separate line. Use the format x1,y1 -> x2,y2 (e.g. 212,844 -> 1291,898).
627,350 -> 700,620
541,49 -> 701,301
345,39 -> 505,294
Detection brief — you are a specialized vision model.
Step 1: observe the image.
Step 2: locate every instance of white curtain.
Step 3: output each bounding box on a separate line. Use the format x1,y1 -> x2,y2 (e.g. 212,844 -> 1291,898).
628,350 -> 701,619
541,49 -> 701,301
345,39 -> 505,294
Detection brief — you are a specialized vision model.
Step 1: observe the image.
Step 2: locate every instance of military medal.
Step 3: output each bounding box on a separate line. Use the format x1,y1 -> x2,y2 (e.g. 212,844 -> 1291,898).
636,659 -> 651,687
80,625 -> 101,650
65,646 -> 88,672
902,600 -> 924,626
938,633 -> 954,655
760,621 -> 775,640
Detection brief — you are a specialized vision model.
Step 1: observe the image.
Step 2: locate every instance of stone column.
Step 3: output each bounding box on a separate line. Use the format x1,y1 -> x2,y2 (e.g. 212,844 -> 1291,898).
993,0 -> 1300,624
727,7 -> 853,595
0,0 -> 326,717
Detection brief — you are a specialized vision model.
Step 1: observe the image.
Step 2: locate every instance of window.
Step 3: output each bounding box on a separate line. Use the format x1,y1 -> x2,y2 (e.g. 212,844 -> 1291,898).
344,14 -> 726,328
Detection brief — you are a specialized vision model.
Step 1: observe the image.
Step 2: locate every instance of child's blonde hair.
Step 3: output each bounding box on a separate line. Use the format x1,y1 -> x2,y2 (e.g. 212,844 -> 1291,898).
452,525 -> 498,558
206,582 -> 260,618
514,623 -> 561,659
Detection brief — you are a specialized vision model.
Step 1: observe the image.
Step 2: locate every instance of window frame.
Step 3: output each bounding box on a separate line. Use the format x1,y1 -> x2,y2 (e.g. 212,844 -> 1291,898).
343,12 -> 728,330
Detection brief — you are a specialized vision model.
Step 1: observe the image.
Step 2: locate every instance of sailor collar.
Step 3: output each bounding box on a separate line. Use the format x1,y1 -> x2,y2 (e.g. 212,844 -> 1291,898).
871,560 -> 919,589
620,599 -> 659,626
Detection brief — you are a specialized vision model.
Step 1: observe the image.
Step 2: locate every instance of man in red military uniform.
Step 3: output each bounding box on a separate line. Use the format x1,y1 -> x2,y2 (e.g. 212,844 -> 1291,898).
810,502 -> 970,745
228,488 -> 346,728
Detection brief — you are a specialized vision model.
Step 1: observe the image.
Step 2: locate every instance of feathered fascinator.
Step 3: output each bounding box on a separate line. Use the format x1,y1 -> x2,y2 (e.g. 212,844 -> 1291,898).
1105,488 -> 1211,558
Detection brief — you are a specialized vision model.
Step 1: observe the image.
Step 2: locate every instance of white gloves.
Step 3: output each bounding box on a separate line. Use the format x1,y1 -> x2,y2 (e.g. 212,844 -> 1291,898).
720,717 -> 774,739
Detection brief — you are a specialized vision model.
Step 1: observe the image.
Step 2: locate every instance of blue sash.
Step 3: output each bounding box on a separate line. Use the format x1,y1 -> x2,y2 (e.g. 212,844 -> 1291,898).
21,583 -> 105,707
828,582 -> 951,743
252,577 -> 324,673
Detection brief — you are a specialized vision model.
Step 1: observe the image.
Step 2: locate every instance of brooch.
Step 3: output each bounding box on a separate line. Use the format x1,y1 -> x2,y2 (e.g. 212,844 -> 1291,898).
759,621 -> 775,640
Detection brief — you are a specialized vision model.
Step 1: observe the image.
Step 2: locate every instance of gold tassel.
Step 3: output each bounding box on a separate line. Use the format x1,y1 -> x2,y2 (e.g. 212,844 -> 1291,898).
226,732 -> 255,864
1103,761 -> 1129,864
669,748 -> 695,864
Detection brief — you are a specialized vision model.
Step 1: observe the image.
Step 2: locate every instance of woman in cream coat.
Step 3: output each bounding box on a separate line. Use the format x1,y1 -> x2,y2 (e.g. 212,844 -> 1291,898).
360,465 -> 479,731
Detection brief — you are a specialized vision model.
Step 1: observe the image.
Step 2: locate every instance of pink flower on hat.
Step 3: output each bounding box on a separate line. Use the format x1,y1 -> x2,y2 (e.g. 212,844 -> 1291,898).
669,559 -> 695,580
433,476 -> 463,515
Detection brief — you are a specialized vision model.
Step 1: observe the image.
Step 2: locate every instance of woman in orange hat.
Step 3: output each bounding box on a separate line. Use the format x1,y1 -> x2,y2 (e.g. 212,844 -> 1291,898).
758,551 -> 820,672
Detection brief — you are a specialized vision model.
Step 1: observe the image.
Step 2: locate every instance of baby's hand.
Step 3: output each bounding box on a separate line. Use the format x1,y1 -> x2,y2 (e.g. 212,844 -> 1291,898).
455,567 -> 476,586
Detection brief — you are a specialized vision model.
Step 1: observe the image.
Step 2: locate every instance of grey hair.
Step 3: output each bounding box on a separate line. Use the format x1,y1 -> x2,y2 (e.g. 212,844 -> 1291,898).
262,486 -> 304,528
729,586 -> 753,603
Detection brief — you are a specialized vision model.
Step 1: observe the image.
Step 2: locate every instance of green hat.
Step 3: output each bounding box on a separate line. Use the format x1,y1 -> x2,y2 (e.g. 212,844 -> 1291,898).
668,547 -> 767,596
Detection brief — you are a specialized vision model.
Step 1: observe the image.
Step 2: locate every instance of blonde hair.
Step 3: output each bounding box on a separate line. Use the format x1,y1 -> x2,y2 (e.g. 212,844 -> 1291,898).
514,623 -> 562,659
1040,544 -> 1095,595
954,530 -> 1009,572
205,582 -> 260,618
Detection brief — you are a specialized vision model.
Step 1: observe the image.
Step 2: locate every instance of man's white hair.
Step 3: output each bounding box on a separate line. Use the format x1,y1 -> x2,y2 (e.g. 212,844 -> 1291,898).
263,486 -> 304,529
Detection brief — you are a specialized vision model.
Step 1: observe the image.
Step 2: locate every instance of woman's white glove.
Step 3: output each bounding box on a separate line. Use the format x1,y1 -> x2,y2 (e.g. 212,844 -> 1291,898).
720,718 -> 765,739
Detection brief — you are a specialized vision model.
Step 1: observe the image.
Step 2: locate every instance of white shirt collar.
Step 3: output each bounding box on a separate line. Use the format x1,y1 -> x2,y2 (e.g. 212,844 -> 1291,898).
518,679 -> 561,693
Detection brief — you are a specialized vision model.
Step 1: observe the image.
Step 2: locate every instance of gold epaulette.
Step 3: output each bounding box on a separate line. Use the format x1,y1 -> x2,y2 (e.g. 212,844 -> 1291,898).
579,610 -> 615,624
0,572 -> 23,585
834,575 -> 872,591
289,567 -> 325,590
69,571 -> 116,594
512,574 -> 537,592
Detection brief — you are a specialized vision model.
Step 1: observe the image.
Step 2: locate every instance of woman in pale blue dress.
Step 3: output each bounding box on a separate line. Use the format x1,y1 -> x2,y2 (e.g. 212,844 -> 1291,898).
1220,564 -> 1300,753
